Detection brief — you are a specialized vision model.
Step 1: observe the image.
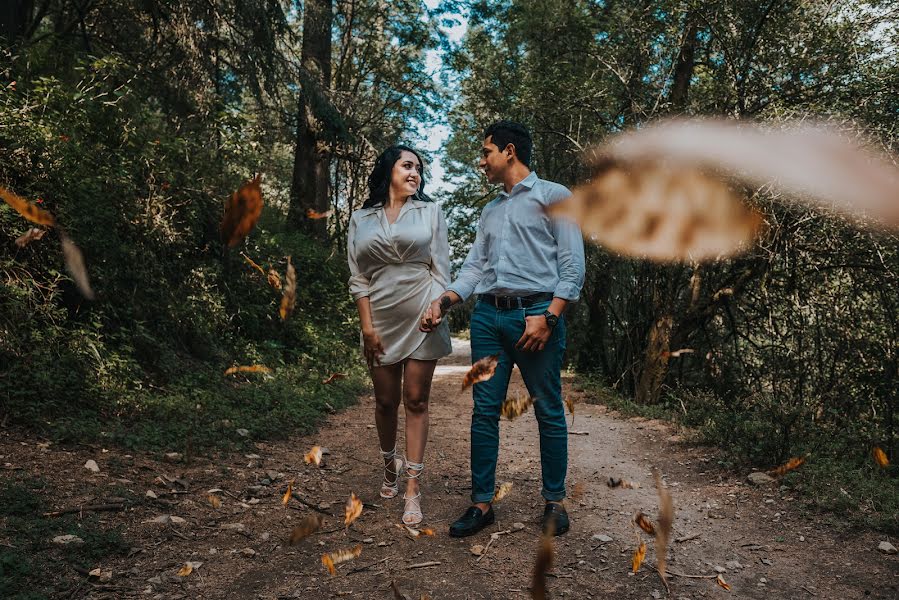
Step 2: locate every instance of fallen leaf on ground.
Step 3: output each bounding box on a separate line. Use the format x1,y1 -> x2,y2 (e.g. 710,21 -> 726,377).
84,459 -> 100,473
207,494 -> 221,509
608,477 -> 640,489
321,373 -> 347,384
717,574 -> 731,591
632,541 -> 646,573
282,481 -> 293,506
306,208 -> 333,220
873,446 -> 890,468
470,544 -> 485,556
634,511 -> 656,535
570,482 -> 586,500
501,393 -> 533,420
462,355 -> 499,390
654,470 -> 674,581
241,252 -> 265,276
321,545 -> 362,575
224,365 -> 272,376
0,186 -> 56,226
60,232 -> 95,300
288,514 -> 325,544
768,456 -> 806,477
344,492 -> 362,527
493,481 -> 513,503
14,227 -> 47,247
304,445 -> 323,466
531,530 -> 554,600
279,257 -> 297,320
267,268 -> 282,290
177,562 -> 194,577
220,174 -> 263,247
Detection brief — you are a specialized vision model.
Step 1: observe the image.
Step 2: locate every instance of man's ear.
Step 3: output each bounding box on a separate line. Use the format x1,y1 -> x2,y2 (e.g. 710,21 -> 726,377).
504,143 -> 516,162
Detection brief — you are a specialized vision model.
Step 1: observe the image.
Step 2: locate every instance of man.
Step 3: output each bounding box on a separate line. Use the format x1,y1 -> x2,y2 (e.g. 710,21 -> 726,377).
421,121 -> 586,537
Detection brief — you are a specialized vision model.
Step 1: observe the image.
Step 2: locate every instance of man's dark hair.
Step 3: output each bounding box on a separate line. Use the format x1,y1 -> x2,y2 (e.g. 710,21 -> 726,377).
484,121 -> 533,167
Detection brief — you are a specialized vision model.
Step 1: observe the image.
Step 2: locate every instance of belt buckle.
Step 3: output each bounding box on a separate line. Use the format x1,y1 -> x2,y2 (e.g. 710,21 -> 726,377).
498,296 -> 518,310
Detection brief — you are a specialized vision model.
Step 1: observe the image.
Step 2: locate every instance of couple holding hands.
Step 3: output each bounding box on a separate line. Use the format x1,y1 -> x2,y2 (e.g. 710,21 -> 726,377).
347,121 -> 586,537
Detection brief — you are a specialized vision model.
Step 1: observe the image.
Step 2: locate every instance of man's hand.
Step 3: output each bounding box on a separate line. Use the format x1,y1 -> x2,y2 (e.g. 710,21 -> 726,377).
515,315 -> 553,352
420,299 -> 443,332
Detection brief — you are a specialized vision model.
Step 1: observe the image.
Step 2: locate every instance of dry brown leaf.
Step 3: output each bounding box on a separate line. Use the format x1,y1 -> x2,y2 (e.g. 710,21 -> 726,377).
631,541 -> 646,573
14,227 -> 47,248
223,365 -> 272,376
654,470 -> 674,581
266,268 -> 282,290
873,446 -> 890,468
220,174 -> 263,247
420,527 -> 435,536
608,477 -> 640,489
304,445 -> 323,466
634,511 -> 656,536
282,481 -> 293,506
663,348 -> 694,358
564,396 -> 575,414
241,252 -> 265,276
462,354 -> 500,390
344,492 -> 362,527
321,373 -> 347,384
717,573 -> 732,591
306,208 -> 333,220
570,482 -> 586,501
321,544 -> 361,576
288,514 -> 324,544
501,393 -> 533,420
768,456 -> 806,477
177,563 -> 193,577
279,257 -> 297,320
0,186 -> 56,226
531,530 -> 554,600
207,494 -> 221,509
60,232 -> 95,300
493,481 -> 513,503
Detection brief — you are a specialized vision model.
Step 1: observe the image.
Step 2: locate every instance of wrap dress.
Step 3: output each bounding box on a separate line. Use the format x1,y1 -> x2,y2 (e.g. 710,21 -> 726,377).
347,199 -> 453,365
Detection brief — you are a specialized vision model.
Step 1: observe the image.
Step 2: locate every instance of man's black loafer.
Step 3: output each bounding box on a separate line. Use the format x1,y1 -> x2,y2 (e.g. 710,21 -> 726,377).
449,505 -> 495,538
542,502 -> 569,536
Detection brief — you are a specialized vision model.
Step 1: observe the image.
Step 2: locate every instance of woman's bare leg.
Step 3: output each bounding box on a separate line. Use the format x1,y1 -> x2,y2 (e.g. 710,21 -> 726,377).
371,362 -> 404,494
402,358 -> 437,504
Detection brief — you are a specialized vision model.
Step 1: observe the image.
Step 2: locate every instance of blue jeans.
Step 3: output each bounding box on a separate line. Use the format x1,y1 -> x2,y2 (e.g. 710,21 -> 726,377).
469,299 -> 567,503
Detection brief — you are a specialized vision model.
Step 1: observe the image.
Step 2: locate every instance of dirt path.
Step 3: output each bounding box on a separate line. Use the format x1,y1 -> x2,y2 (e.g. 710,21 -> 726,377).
2,338 -> 897,599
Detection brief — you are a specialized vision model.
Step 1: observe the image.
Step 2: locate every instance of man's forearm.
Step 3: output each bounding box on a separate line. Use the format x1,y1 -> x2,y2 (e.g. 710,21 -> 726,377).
548,297 -> 569,318
438,290 -> 462,315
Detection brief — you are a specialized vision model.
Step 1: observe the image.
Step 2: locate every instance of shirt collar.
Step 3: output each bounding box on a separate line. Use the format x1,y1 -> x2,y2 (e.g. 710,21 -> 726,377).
498,172 -> 538,199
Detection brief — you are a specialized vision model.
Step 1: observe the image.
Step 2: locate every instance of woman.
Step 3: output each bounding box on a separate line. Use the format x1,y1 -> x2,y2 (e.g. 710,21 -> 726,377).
347,145 -> 452,525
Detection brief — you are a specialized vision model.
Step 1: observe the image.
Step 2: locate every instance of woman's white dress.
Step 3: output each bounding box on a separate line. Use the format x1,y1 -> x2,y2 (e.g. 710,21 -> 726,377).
347,199 -> 453,366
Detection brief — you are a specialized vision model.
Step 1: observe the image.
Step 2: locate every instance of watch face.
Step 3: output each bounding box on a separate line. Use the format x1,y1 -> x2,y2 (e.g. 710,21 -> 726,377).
544,311 -> 559,327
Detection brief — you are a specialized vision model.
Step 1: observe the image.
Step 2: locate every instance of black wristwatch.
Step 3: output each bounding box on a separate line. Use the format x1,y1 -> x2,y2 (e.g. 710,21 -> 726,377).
543,310 -> 559,329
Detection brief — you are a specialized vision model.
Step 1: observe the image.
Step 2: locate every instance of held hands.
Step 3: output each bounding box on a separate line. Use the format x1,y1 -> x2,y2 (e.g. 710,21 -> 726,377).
515,314 -> 553,352
362,328 -> 385,368
419,299 -> 444,333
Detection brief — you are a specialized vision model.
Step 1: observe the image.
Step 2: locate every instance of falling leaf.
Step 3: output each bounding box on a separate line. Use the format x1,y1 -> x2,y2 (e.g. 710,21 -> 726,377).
493,481 -> 513,503
223,365 -> 272,376
717,573 -> 732,591
177,563 -> 193,577
634,511 -> 656,536
14,227 -> 47,248
462,355 -> 500,390
531,530 -> 554,600
279,257 -> 297,320
304,446 -> 323,466
288,514 -> 324,544
500,393 -> 533,420
768,456 -> 806,477
631,541 -> 646,573
662,348 -> 694,358
241,252 -> 265,276
608,477 -> 640,489
220,174 -> 263,248
207,494 -> 221,509
873,447 -> 890,468
0,186 -> 56,226
266,268 -> 282,290
306,208 -> 333,220
564,396 -> 575,414
654,470 -> 674,581
60,232 -> 95,300
282,481 -> 293,506
321,373 -> 347,384
321,545 -> 362,576
344,492 -> 362,527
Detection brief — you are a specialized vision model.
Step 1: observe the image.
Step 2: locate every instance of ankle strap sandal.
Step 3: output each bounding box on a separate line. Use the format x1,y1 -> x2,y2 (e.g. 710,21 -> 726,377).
402,460 -> 424,526
379,446 -> 403,499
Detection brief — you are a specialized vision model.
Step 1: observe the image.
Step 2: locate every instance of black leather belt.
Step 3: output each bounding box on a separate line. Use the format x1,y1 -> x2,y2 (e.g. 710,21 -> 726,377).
478,292 -> 554,310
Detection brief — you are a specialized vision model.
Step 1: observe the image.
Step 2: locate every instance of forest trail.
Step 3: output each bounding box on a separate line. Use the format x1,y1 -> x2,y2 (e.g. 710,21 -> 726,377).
2,338 -> 896,599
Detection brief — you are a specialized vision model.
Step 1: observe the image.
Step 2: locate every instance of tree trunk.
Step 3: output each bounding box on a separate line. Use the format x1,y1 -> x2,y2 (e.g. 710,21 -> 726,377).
635,314 -> 673,405
669,13 -> 698,112
0,0 -> 32,47
288,0 -> 333,235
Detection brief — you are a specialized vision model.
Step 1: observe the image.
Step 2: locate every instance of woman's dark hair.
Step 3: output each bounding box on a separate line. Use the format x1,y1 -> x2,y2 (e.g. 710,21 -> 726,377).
362,144 -> 432,209
484,120 -> 533,167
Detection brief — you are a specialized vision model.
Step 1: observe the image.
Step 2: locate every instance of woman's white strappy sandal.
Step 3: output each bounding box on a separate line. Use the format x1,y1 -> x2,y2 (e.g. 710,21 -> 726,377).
379,446 -> 404,499
402,460 -> 424,525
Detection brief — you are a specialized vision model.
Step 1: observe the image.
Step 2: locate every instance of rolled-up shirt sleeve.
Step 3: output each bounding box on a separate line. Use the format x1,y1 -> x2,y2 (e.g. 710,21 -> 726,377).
446,218 -> 487,302
550,202 -> 586,302
429,204 -> 451,302
346,213 -> 371,300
